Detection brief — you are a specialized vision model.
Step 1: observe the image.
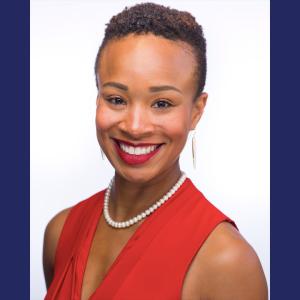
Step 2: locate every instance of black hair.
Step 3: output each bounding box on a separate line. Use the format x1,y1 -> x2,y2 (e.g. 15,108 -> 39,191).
95,2 -> 207,97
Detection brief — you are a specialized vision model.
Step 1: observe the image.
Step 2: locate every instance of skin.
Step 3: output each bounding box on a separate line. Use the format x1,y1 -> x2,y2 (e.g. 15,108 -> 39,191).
43,34 -> 268,299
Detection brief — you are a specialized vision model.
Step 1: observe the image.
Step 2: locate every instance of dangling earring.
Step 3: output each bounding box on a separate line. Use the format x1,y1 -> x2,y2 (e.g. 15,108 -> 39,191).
192,130 -> 196,169
100,148 -> 105,160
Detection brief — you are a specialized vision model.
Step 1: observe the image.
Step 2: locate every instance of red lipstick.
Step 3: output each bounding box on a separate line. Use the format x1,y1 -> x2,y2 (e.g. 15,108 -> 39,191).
114,138 -> 159,147
113,138 -> 163,165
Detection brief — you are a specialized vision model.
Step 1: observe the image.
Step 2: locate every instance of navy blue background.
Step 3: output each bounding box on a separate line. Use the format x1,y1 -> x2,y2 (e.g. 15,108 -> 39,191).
0,0 -> 30,298
270,0 -> 300,299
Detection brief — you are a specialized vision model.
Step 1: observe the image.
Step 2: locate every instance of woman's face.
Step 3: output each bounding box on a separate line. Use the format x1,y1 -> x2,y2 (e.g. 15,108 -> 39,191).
95,34 -> 207,183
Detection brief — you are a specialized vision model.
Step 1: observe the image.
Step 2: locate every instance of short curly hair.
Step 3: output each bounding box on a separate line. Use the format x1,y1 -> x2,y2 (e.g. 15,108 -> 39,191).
95,2 -> 207,98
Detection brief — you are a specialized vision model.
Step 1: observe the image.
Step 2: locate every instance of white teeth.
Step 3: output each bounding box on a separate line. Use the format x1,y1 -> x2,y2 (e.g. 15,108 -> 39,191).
129,146 -> 135,155
119,142 -> 159,155
124,145 -> 130,153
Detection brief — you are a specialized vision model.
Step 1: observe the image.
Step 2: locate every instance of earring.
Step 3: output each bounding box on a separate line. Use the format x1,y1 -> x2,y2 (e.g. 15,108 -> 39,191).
192,130 -> 196,169
100,148 -> 105,160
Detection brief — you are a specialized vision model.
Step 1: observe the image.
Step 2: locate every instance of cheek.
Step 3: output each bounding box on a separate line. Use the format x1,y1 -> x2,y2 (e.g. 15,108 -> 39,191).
168,123 -> 189,147
158,108 -> 191,149
95,105 -> 118,131
95,106 -> 121,149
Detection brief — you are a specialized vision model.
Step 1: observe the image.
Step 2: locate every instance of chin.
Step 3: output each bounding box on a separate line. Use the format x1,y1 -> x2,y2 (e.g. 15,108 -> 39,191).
116,168 -> 159,184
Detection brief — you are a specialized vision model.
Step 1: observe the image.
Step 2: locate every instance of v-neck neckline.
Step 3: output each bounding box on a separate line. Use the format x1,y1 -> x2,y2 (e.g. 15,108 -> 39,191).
77,178 -> 191,300
78,191 -> 153,300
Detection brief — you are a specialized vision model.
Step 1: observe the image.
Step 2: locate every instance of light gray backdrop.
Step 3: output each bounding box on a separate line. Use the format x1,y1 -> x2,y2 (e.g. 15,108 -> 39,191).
31,0 -> 270,299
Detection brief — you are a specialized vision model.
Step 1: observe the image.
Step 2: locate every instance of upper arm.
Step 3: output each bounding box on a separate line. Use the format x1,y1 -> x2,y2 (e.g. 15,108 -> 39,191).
42,207 -> 71,289
182,222 -> 268,300
208,233 -> 268,299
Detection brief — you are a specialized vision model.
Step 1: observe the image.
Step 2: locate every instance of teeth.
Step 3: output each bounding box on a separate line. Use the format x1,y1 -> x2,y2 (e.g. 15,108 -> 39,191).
134,147 -> 141,155
119,143 -> 159,155
129,146 -> 135,154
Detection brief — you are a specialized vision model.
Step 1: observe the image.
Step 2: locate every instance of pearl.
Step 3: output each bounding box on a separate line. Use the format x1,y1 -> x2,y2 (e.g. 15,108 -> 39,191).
103,172 -> 187,229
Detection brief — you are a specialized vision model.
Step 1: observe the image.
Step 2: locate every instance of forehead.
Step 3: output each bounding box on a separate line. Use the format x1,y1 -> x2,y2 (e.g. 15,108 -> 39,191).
98,34 -> 197,91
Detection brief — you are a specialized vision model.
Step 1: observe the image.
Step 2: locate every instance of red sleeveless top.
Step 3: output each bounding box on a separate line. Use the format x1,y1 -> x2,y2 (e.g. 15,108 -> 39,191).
45,178 -> 236,300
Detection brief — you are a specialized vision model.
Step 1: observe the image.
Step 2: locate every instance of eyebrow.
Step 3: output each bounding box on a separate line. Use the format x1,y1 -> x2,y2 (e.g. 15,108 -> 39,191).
102,82 -> 128,91
102,81 -> 182,94
149,85 -> 182,94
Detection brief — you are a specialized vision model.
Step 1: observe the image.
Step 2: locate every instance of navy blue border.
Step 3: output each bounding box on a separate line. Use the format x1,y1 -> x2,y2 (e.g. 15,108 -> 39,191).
271,0 -> 300,299
0,0 -> 29,297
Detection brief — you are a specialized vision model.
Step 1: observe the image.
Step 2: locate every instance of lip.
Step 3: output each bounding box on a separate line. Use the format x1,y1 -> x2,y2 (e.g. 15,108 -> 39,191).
112,138 -> 162,147
112,138 -> 164,165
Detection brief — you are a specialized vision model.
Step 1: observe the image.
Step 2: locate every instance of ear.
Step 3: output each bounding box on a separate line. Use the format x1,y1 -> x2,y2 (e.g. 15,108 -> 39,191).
190,92 -> 208,130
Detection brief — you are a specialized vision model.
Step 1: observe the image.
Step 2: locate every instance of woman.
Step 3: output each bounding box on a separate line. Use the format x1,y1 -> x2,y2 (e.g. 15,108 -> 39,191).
43,3 -> 268,299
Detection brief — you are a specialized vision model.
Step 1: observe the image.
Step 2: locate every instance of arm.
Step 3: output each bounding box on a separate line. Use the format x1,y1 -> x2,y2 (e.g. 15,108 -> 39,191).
182,222 -> 268,300
42,207 -> 71,289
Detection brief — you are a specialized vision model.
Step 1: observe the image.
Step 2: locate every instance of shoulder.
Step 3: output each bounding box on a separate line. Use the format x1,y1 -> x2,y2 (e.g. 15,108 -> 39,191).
42,190 -> 105,288
43,207 -> 72,288
182,222 -> 268,300
43,207 -> 72,254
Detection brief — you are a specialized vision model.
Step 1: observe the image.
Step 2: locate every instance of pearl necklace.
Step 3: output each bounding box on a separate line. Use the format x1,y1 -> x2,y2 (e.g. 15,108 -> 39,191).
103,172 -> 187,229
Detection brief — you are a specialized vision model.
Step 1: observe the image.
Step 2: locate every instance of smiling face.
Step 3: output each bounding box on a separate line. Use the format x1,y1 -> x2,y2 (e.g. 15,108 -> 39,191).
95,34 -> 207,183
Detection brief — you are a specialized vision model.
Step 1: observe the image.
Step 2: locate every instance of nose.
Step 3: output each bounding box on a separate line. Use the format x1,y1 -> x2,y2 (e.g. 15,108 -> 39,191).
119,105 -> 154,139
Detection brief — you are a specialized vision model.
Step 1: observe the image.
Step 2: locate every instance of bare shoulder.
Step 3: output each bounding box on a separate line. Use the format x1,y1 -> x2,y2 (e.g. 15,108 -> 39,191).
43,207 -> 72,289
182,222 -> 268,300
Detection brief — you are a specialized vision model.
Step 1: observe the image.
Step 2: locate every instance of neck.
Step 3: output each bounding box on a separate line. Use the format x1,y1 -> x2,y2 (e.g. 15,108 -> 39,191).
109,162 -> 182,221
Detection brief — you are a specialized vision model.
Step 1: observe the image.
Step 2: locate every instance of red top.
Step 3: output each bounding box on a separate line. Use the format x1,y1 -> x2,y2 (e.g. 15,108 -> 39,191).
45,178 -> 236,300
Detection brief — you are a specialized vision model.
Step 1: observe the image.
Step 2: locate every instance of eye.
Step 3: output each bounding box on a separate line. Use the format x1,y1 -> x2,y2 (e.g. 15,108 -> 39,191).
106,96 -> 126,106
152,100 -> 173,109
